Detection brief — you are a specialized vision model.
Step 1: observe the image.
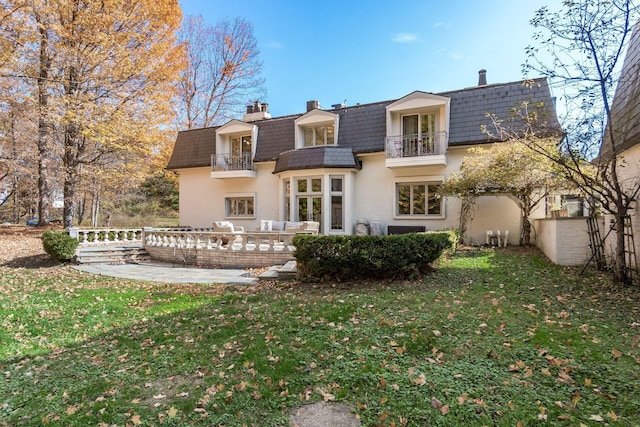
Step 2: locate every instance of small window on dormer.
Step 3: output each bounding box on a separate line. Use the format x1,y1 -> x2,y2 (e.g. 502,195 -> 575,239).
304,124 -> 335,147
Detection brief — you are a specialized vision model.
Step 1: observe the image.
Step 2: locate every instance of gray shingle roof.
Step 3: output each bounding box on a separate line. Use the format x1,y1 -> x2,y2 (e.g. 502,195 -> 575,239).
444,77 -> 558,146
601,23 -> 640,159
167,78 -> 558,171
274,146 -> 361,173
166,127 -> 217,170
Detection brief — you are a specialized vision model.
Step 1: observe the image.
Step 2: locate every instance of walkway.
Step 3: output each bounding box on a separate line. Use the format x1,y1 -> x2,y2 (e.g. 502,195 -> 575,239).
72,262 -> 259,285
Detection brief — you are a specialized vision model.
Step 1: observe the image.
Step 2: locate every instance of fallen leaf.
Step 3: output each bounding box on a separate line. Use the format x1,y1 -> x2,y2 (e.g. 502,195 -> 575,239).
607,411 -> 618,421
611,349 -> 622,359
589,414 -> 604,421
168,407 -> 179,418
431,397 -> 443,409
130,414 -> 142,425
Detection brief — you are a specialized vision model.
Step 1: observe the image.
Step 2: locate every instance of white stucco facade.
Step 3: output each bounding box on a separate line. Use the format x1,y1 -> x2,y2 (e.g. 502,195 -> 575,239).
175,145 -> 538,245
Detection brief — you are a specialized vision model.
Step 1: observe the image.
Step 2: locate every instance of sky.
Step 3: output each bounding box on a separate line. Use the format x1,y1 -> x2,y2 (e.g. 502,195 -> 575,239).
178,0 -> 562,118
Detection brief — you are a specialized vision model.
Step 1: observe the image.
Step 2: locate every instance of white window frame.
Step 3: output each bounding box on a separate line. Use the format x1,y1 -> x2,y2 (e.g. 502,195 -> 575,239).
394,177 -> 445,219
304,123 -> 335,147
224,193 -> 256,219
330,175 -> 344,231
294,109 -> 339,149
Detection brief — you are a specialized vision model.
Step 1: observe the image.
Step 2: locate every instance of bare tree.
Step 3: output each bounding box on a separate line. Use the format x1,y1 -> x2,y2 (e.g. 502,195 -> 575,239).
523,0 -> 640,284
176,15 -> 265,129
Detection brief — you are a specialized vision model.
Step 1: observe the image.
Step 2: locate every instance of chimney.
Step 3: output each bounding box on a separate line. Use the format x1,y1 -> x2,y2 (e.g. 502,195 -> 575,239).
478,69 -> 487,86
242,100 -> 272,122
306,100 -> 320,112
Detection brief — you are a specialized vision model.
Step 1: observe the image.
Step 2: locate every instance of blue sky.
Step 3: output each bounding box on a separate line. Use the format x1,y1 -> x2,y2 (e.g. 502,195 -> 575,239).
179,0 -> 559,118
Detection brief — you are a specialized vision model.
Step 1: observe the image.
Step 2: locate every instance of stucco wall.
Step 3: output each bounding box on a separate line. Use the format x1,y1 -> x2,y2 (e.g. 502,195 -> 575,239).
536,217 -> 595,266
176,145 -> 543,244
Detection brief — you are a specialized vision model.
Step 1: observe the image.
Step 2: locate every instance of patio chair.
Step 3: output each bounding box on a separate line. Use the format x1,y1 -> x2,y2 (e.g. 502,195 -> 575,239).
212,221 -> 245,248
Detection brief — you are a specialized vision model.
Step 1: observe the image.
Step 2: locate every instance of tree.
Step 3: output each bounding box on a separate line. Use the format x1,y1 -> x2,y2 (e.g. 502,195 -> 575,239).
523,0 -> 640,284
441,132 -> 566,246
1,0 -> 185,228
176,15 -> 265,129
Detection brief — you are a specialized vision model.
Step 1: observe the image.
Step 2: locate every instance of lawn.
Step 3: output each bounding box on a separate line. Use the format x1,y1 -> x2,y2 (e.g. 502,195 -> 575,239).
1,246 -> 639,426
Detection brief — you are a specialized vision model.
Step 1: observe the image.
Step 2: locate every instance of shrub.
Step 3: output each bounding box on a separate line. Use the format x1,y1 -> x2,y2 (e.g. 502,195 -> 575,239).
293,231 -> 456,281
41,230 -> 79,262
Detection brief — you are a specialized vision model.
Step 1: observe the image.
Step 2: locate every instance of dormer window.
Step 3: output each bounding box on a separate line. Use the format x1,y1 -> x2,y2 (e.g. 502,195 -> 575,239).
304,124 -> 335,147
295,109 -> 339,149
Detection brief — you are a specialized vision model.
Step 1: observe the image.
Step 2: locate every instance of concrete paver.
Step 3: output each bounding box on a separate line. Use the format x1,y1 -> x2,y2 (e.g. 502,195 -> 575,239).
72,262 -> 258,285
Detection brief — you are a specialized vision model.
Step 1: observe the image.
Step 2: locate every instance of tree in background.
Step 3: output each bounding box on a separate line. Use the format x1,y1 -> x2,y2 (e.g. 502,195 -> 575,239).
1,0 -> 185,228
523,0 -> 640,284
176,15 -> 265,129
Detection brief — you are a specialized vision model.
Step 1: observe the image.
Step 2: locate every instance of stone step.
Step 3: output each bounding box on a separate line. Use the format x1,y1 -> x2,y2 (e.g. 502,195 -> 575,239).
75,245 -> 150,265
258,261 -> 297,281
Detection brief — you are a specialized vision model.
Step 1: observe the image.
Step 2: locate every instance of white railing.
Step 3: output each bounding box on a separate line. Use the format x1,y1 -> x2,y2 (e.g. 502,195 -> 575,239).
143,229 -> 298,252
385,131 -> 448,159
68,227 -> 143,245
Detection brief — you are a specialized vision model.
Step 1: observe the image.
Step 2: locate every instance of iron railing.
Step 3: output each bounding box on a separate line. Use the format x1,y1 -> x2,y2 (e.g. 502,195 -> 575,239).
385,131 -> 448,159
211,152 -> 253,172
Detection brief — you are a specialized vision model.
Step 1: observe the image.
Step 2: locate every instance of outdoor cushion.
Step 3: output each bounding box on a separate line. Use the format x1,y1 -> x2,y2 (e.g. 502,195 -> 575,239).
260,220 -> 273,231
284,221 -> 305,232
271,221 -> 286,231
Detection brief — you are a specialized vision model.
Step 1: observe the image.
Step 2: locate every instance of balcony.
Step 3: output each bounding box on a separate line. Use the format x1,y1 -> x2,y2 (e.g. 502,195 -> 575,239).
210,153 -> 257,179
385,131 -> 448,168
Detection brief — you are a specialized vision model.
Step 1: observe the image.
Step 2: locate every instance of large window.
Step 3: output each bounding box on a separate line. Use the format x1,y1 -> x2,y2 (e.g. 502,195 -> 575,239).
296,177 -> 322,229
225,195 -> 254,218
304,124 -> 335,147
396,182 -> 442,216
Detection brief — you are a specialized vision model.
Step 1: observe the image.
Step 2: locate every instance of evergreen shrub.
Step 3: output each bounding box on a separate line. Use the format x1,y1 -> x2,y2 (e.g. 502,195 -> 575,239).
41,230 -> 79,262
293,231 -> 456,281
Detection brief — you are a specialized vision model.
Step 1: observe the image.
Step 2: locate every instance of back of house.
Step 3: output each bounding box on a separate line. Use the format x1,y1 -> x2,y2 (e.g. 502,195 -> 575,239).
167,70 -> 558,245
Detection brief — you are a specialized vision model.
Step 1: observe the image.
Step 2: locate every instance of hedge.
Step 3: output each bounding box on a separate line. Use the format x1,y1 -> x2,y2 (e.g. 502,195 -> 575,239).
42,229 -> 79,262
293,231 -> 456,281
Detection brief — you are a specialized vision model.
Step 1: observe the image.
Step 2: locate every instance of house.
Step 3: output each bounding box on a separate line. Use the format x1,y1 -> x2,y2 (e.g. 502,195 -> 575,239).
167,71 -> 558,245
598,22 -> 640,264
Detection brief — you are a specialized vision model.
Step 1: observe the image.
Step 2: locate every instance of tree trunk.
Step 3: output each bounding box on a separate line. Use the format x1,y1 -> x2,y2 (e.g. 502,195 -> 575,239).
91,191 -> 100,227
36,18 -> 52,227
520,195 -> 532,246
613,211 -> 631,285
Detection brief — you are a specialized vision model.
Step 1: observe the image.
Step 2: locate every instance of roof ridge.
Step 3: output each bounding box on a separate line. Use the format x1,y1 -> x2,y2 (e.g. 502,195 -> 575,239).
438,77 -> 548,95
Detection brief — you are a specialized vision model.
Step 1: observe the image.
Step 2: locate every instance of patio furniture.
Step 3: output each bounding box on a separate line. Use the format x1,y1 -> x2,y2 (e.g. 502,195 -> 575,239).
259,220 -> 319,235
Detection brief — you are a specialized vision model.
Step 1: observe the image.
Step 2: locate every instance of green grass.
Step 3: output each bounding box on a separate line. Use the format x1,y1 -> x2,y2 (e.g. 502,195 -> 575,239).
1,248 -> 639,426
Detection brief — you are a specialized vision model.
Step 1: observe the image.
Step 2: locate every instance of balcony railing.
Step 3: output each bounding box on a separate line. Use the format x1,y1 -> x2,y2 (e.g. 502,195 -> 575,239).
211,152 -> 253,172
385,131 -> 448,159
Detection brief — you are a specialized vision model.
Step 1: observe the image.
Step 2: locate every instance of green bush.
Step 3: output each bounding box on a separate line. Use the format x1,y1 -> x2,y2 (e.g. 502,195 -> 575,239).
293,231 -> 456,281
41,230 -> 79,262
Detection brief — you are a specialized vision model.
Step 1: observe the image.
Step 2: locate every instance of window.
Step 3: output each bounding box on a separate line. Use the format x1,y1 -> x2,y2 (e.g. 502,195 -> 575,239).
229,135 -> 252,169
225,196 -> 254,218
330,176 -> 344,231
396,182 -> 442,216
304,124 -> 335,147
402,113 -> 437,155
295,177 -> 322,229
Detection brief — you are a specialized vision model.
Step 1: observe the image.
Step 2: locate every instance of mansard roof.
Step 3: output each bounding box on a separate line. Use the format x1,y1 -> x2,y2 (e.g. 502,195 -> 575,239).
167,77 -> 558,171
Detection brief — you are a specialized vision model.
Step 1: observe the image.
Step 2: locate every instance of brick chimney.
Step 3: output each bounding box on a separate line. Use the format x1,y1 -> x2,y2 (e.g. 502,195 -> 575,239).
243,101 -> 271,122
306,100 -> 320,112
478,69 -> 487,86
